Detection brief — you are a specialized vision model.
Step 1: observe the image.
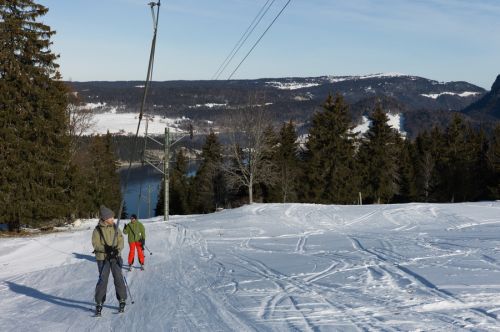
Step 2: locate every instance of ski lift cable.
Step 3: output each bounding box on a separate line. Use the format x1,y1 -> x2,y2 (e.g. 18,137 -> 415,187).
227,0 -> 292,81
113,1 -> 161,242
215,0 -> 277,80
212,0 -> 275,80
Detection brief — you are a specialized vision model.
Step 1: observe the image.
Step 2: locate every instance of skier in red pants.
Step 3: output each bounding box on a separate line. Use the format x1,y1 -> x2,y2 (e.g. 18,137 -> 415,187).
123,214 -> 146,271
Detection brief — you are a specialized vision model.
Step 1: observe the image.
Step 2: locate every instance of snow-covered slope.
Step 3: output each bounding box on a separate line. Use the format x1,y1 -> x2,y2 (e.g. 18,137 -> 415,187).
353,113 -> 407,137
84,111 -> 189,136
2,202 -> 500,331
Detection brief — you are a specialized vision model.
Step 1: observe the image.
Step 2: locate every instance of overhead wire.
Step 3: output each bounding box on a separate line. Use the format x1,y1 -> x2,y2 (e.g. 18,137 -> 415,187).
212,0 -> 276,80
113,1 -> 161,245
227,0 -> 292,81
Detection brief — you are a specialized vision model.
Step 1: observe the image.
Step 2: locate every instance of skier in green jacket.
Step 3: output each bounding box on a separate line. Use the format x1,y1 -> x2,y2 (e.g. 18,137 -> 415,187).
123,214 -> 146,271
92,205 -> 127,316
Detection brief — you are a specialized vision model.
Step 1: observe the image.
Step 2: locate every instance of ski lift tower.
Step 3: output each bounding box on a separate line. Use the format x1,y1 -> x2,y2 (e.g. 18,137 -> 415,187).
139,0 -> 194,222
142,121 -> 193,221
142,122 -> 170,221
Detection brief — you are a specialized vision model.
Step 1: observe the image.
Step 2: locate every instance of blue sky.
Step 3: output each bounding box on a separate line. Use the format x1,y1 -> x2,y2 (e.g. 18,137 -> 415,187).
39,0 -> 500,89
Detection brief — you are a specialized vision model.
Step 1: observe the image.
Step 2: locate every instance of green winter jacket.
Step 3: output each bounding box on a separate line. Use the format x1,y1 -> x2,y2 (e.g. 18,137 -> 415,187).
123,220 -> 146,243
92,220 -> 124,261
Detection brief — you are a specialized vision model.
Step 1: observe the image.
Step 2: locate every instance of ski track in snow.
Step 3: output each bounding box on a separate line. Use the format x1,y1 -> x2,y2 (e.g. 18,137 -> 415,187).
2,202 -> 500,331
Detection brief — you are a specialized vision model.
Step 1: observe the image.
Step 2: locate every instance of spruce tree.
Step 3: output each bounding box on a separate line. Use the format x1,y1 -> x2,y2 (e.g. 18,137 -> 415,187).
274,120 -> 300,203
191,131 -> 226,213
357,104 -> 401,204
79,133 -> 122,217
487,124 -> 500,198
305,94 -> 359,204
0,1 -> 72,230
257,125 -> 279,202
439,115 -> 475,202
413,128 -> 445,202
155,181 -> 164,217
467,128 -> 490,200
396,139 -> 418,202
169,150 -> 189,215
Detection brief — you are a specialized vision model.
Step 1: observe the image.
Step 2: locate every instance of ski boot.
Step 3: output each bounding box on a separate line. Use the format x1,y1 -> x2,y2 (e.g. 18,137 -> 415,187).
95,304 -> 103,317
118,301 -> 126,313
140,264 -> 144,271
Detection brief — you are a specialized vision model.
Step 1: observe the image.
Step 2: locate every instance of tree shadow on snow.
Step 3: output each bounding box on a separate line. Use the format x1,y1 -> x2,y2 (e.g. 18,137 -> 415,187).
72,252 -> 95,262
5,281 -> 111,312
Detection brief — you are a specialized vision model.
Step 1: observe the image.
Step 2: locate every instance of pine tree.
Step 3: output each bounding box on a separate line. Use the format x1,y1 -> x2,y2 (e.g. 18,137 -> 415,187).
191,131 -> 226,213
357,104 -> 401,204
0,1 -> 72,230
439,115 -> 476,202
305,94 -> 360,204
155,181 -> 164,217
467,127 -> 490,200
396,139 -> 418,202
487,124 -> 500,198
100,132 -> 122,213
273,120 -> 300,203
413,127 -> 445,202
76,133 -> 122,217
256,125 -> 279,202
169,149 -> 189,215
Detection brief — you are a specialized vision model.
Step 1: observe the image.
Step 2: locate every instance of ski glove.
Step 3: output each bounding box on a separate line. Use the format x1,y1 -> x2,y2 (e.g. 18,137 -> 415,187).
104,245 -> 119,259
140,239 -> 145,248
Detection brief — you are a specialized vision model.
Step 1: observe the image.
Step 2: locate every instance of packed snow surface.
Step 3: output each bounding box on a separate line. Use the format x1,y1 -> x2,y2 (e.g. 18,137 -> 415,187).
2,202 -> 500,331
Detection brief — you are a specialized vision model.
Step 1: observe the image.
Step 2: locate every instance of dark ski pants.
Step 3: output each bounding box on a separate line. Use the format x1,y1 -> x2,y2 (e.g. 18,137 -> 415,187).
95,258 -> 127,304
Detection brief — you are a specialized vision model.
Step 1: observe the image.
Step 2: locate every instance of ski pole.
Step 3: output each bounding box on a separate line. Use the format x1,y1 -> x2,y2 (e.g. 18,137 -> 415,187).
118,257 -> 135,304
144,244 -> 153,255
123,274 -> 135,304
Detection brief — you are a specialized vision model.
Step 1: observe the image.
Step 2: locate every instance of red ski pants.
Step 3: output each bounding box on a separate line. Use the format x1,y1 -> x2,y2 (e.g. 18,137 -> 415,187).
128,242 -> 145,265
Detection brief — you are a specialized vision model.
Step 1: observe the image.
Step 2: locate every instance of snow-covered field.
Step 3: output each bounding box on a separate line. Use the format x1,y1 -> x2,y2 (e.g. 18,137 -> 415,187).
85,112 -> 189,136
2,202 -> 500,331
421,92 -> 481,99
353,113 -> 406,137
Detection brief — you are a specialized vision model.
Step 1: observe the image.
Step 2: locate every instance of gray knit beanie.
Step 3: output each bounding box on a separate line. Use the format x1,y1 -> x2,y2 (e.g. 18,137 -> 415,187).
99,205 -> 114,220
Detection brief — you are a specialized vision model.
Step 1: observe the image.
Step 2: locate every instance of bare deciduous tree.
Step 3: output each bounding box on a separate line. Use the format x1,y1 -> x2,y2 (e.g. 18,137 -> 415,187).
67,92 -> 96,158
222,100 -> 277,204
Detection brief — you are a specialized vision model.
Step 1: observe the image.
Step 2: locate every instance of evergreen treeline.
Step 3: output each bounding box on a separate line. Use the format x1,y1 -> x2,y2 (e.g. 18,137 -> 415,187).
0,1 -> 122,231
163,94 -> 499,215
2,1 -> 498,228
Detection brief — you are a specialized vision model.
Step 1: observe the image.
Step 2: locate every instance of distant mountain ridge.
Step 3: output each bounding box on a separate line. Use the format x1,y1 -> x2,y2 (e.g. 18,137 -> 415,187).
68,74 -> 493,138
463,74 -> 500,120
